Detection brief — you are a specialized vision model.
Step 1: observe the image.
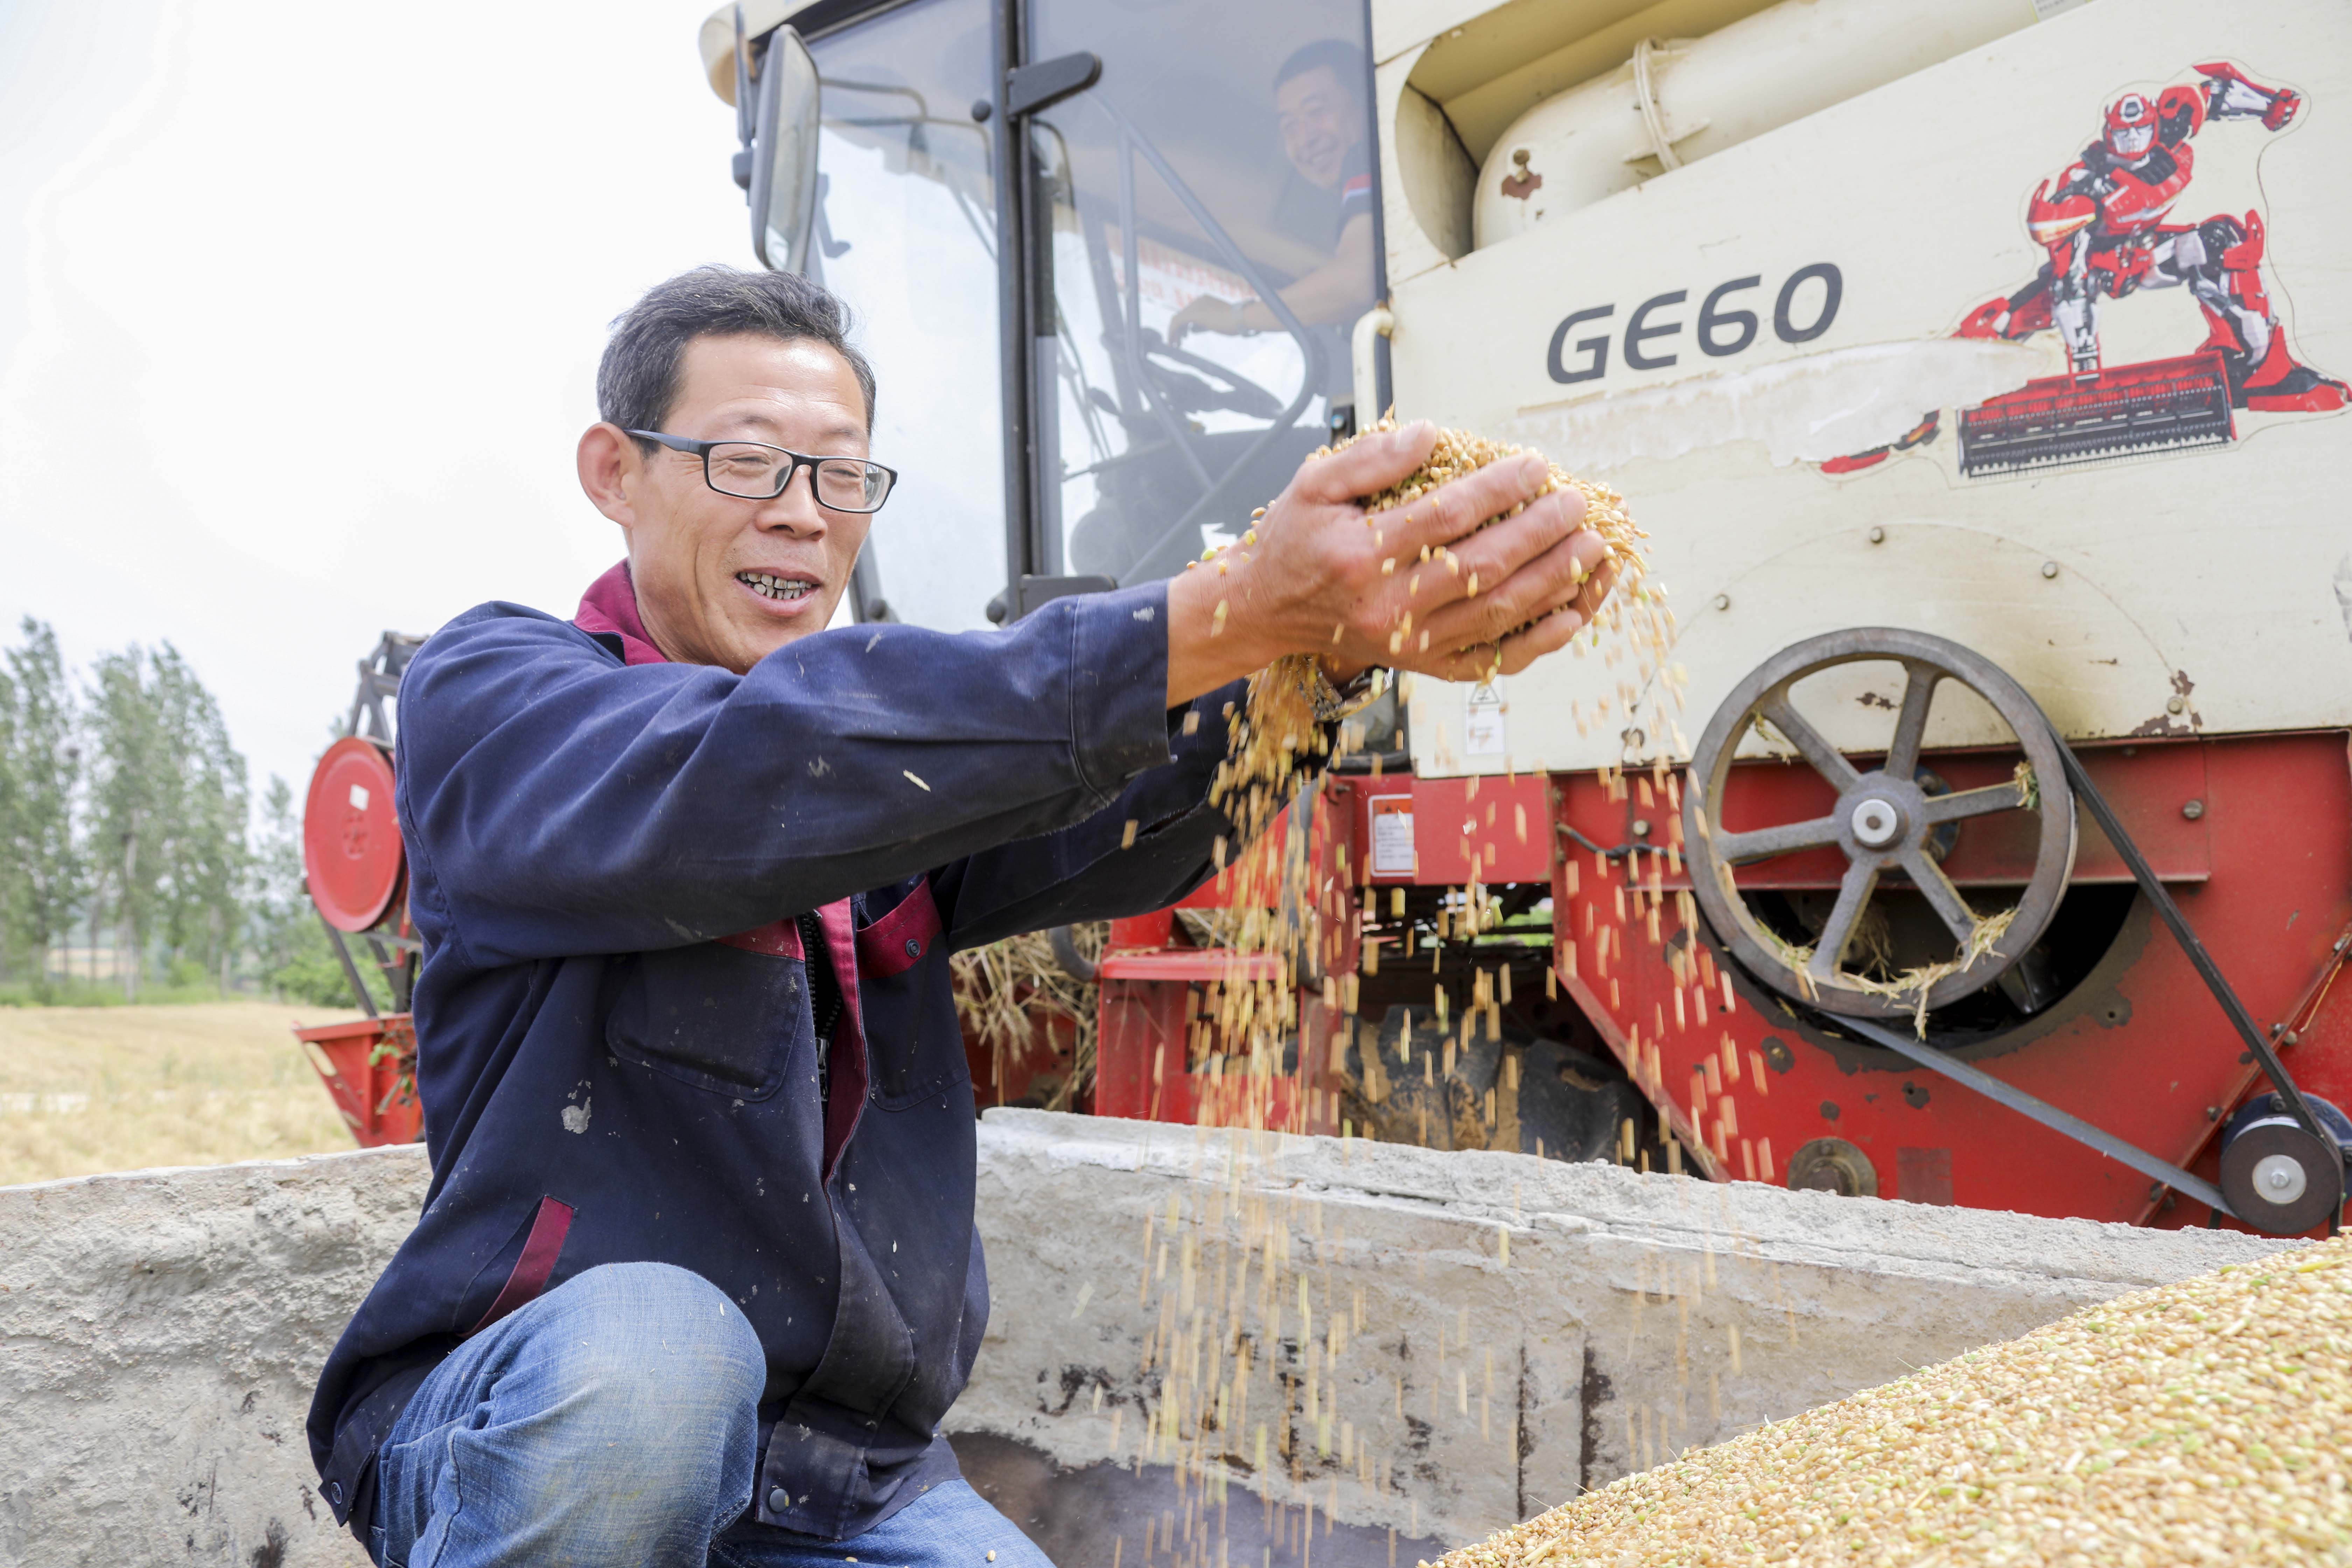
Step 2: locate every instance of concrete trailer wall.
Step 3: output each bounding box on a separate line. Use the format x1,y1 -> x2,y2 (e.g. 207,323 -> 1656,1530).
0,1110 -> 2291,1567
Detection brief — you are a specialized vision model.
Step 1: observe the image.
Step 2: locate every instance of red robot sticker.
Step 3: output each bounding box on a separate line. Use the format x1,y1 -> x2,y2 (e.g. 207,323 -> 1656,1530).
1829,61 -> 2346,477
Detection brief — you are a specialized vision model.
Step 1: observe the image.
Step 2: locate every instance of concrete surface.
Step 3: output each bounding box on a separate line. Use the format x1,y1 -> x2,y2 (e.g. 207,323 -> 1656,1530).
0,1111 -> 2295,1567
0,1146 -> 423,1568
960,1110 -> 2298,1557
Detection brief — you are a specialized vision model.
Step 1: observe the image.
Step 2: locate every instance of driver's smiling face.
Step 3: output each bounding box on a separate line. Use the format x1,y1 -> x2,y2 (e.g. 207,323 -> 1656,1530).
620,334 -> 874,673
1277,66 -> 1357,190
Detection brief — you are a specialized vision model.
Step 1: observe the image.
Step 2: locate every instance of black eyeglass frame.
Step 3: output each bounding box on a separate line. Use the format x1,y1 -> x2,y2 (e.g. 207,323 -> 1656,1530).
628,429 -> 899,513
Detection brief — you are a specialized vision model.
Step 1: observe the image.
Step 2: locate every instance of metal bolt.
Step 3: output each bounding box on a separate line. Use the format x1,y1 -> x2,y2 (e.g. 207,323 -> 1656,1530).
1632,819 -> 1652,838
2253,1152 -> 2308,1204
2040,561 -> 2059,579
2206,1106 -> 2221,1122
2282,1029 -> 2301,1047
970,99 -> 993,122
1867,526 -> 1885,544
2181,798 -> 2205,820
1714,593 -> 1731,611
1850,798 -> 1902,848
2166,695 -> 2186,715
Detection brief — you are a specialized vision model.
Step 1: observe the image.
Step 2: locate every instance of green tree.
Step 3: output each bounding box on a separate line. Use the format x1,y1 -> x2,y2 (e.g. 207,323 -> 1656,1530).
152,646 -> 249,989
0,620 -> 85,985
82,643 -> 249,998
0,636 -> 25,976
85,648 -> 169,997
249,775 -> 307,979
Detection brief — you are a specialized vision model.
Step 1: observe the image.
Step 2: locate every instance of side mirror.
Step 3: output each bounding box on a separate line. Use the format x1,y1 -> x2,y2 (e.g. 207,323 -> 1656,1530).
749,26 -> 821,274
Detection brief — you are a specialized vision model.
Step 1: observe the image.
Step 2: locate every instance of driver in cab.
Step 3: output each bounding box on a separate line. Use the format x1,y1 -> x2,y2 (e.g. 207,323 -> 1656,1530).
1168,40 -> 1376,353
305,265 -> 1617,1568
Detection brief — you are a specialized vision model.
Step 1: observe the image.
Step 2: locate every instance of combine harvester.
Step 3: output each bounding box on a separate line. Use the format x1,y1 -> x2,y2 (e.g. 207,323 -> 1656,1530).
688,0 -> 2352,1236
299,1 -> 2351,1235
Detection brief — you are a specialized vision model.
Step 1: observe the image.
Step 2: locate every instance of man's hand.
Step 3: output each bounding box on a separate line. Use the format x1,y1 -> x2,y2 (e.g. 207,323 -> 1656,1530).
1168,293 -> 1246,348
1164,420 -> 1618,706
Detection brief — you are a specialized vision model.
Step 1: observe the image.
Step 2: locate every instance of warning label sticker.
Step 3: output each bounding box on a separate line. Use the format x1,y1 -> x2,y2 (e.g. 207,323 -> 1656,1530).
1465,684 -> 1507,756
1368,794 -> 1415,878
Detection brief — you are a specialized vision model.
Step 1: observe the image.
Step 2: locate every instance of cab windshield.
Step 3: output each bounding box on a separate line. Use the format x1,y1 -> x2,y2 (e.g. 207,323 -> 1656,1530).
802,0 -> 1005,631
797,0 -> 1377,626
1027,0 -> 1378,586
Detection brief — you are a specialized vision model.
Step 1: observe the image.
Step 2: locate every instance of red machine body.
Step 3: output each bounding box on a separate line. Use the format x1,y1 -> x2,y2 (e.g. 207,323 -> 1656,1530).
295,1014 -> 425,1147
1058,702 -> 2350,1242
1553,734 -> 2352,1230
1077,769 -> 1555,1143
294,635 -> 424,1148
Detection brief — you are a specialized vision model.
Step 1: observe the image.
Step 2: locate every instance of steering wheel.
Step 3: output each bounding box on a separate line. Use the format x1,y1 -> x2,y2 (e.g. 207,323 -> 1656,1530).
1130,326 -> 1291,422
1682,628 -> 2078,1021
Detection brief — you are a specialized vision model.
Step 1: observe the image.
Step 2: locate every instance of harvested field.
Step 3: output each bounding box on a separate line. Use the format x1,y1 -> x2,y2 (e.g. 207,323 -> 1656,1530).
1435,1232 -> 2350,1567
0,1001 -> 365,1185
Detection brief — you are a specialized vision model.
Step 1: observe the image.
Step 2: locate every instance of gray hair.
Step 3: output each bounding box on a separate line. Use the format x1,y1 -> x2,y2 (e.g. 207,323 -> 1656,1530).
597,266 -> 878,451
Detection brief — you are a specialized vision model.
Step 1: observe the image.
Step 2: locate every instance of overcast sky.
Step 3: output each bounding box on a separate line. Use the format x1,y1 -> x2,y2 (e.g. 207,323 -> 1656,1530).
0,0 -> 755,800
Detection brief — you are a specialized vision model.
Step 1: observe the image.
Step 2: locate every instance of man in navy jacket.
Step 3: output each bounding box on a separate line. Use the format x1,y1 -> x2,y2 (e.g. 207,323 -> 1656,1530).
306,266 -> 1613,1568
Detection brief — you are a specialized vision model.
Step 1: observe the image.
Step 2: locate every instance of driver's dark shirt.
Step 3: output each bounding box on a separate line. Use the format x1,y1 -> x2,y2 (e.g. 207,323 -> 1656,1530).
1271,135 -> 1373,254
1333,139 -> 1372,247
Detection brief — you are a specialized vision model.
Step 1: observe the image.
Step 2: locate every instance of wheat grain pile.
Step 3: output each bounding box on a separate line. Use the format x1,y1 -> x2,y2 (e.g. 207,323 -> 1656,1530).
1431,1233 -> 2352,1568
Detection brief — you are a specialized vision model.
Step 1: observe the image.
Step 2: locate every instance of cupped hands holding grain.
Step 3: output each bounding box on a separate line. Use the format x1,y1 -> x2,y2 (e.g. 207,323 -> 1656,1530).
1251,418 -> 1615,679
1163,419 -> 1615,704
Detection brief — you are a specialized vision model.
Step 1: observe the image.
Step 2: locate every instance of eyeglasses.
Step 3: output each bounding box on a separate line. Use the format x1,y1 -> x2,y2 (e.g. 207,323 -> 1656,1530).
629,430 -> 898,513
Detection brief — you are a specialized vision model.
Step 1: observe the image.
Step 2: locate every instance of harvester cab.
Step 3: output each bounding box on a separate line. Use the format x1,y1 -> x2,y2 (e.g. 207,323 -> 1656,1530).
707,0 -> 1384,631
692,0 -> 2352,1235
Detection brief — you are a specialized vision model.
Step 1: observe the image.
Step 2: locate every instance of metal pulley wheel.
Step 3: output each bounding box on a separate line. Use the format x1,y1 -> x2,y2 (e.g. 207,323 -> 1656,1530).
2218,1094 -> 2350,1236
303,735 -> 405,933
1683,628 -> 2077,1020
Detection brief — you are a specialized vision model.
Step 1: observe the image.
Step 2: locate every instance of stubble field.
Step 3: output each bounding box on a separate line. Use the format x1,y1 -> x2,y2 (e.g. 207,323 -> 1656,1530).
0,1001 -> 368,1186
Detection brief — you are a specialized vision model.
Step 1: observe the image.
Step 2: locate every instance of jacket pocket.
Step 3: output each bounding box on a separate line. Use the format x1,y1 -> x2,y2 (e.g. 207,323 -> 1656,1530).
854,882 -> 967,1110
606,940 -> 803,1099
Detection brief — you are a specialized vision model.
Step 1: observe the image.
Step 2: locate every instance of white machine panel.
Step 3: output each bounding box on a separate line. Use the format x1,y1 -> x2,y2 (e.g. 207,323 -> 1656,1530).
1383,0 -> 2352,777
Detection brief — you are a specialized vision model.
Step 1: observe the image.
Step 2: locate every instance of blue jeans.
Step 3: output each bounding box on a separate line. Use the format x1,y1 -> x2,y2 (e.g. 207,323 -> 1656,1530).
370,1261 -> 1051,1568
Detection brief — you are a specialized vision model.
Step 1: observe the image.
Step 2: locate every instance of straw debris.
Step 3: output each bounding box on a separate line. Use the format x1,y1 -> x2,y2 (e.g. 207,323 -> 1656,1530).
950,924 -> 1105,1112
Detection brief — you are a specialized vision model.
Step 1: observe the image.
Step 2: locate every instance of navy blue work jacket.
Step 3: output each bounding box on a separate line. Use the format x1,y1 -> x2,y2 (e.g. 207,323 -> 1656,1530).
306,569 -> 1256,1543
